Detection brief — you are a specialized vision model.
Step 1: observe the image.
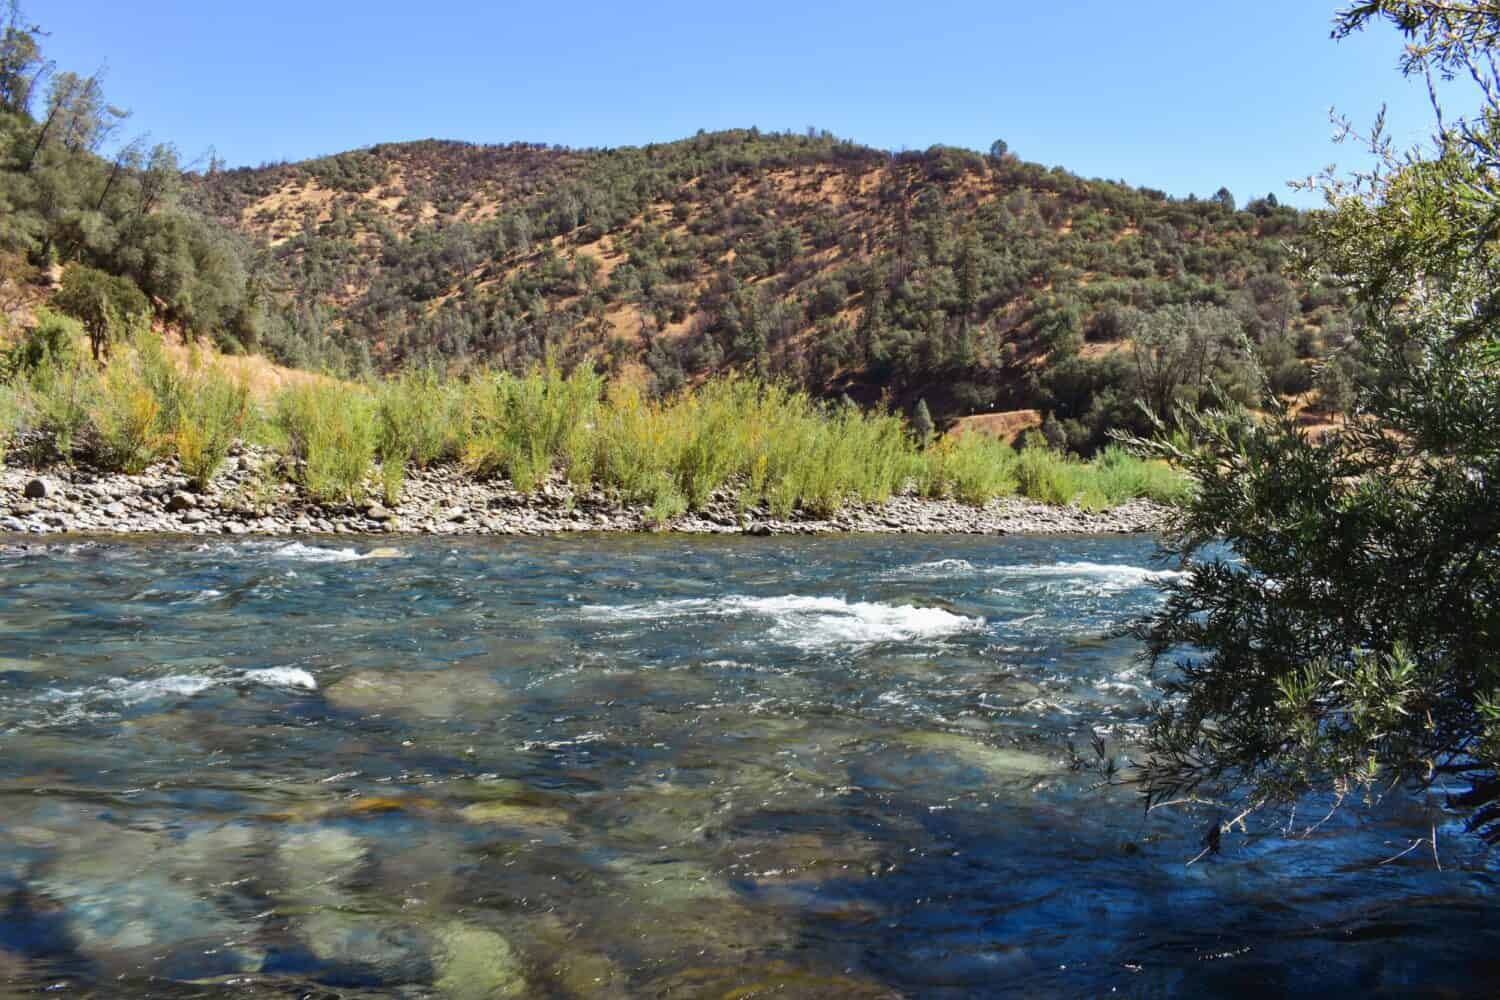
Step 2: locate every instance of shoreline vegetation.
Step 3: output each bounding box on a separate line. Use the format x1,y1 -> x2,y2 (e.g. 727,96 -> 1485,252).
0,326 -> 1183,538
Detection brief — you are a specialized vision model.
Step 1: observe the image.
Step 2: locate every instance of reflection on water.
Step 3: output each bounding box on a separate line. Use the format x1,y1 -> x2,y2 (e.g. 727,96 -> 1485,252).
0,534 -> 1493,997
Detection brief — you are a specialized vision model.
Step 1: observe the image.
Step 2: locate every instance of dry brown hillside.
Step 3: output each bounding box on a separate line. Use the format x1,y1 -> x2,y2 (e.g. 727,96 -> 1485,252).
189,130 -> 1346,448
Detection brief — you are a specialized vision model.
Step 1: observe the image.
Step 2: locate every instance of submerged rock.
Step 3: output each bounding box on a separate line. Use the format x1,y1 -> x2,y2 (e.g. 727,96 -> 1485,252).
433,922 -> 529,1000
276,826 -> 367,906
898,730 -> 1057,780
298,911 -> 431,983
33,873 -> 263,976
324,668 -> 509,719
459,801 -> 571,833
523,914 -> 627,999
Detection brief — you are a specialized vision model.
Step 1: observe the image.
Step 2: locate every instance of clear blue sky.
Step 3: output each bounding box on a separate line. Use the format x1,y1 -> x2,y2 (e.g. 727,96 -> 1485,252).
36,0 -> 1436,206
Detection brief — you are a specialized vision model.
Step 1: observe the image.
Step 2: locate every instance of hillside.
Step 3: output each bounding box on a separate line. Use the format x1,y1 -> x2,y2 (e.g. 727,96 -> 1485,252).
0,0 -> 1354,453
192,132 -> 1351,449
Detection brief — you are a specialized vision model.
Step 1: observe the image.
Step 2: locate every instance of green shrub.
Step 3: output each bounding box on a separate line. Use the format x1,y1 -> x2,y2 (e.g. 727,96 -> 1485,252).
1014,446 -> 1085,506
52,265 -> 151,362
21,357 -> 96,463
1089,445 -> 1191,505
176,369 -> 252,490
373,368 -> 463,505
591,381 -> 685,511
917,434 -> 1019,504
460,366 -> 603,492
89,354 -> 167,473
4,309 -> 84,377
0,384 -> 18,469
134,333 -> 187,435
275,382 -> 375,504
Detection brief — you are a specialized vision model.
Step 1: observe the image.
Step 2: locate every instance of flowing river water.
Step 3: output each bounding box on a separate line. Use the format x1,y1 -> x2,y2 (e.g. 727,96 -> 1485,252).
0,534 -> 1494,997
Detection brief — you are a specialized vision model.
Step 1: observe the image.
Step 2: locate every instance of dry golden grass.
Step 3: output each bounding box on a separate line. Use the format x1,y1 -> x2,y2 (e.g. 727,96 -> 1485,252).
947,409 -> 1043,445
156,331 -> 335,401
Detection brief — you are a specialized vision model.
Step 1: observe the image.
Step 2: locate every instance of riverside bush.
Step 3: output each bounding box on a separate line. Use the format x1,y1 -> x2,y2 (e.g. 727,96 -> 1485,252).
917,433 -> 1019,504
176,369 -> 252,490
90,353 -> 167,474
0,384 -> 17,468
275,382 -> 375,503
3,309 -> 83,378
374,370 -> 461,505
1090,445 -> 1190,506
21,357 -> 96,463
3,345 -> 1188,515
460,366 -> 603,491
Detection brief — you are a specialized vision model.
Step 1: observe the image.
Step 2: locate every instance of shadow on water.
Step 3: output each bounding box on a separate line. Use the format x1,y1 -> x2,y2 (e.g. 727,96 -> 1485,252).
0,533 -> 1494,997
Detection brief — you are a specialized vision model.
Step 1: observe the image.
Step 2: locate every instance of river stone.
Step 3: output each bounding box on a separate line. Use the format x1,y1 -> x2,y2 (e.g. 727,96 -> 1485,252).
34,873 -> 261,975
168,823 -> 257,884
276,826 -> 366,904
603,857 -> 736,908
325,669 -> 508,718
364,545 -> 405,558
521,926 -> 625,999
298,911 -> 431,982
719,830 -> 882,884
433,922 -> 529,1000
459,801 -> 570,833
898,731 -> 1057,779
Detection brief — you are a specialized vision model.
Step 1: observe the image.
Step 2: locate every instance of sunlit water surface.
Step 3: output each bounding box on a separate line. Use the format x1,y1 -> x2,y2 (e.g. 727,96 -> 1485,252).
0,534 -> 1494,997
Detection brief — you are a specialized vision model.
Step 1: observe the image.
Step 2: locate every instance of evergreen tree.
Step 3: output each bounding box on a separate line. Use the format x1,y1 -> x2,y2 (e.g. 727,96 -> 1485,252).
911,397 -> 934,444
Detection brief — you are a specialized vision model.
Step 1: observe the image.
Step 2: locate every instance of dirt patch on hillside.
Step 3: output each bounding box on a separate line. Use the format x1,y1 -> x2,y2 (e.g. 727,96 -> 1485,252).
948,409 -> 1043,444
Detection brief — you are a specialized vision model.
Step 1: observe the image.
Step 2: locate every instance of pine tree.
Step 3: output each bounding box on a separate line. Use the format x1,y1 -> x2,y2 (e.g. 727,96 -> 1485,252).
911,398 -> 934,444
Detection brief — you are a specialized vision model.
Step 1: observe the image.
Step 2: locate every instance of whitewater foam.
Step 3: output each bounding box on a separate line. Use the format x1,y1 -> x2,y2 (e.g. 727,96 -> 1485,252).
581,593 -> 984,651
43,666 -> 319,708
994,561 -> 1187,595
883,558 -> 978,579
269,542 -> 367,563
242,666 -> 319,690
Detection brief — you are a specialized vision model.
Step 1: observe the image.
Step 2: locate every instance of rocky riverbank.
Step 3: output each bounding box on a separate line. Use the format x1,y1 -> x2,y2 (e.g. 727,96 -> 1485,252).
0,447 -> 1171,538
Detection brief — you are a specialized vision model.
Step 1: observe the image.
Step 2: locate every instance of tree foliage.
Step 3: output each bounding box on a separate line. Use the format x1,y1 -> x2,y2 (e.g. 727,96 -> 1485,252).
1132,0 -> 1500,844
52,264 -> 147,360
0,4 -> 263,353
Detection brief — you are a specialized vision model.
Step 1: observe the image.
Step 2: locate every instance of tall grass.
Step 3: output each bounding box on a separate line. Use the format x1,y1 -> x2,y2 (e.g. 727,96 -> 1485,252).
460,366 -> 603,492
176,368 -> 252,490
90,351 -> 167,473
275,382 -> 375,504
584,379 -> 919,519
0,383 -> 18,469
916,433 -> 1020,504
1,335 -> 1187,516
374,368 -> 461,505
19,358 -> 96,464
1011,443 -> 1185,509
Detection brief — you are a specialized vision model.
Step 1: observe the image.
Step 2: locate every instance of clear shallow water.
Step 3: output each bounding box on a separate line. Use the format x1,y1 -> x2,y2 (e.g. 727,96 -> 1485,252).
0,534 -> 1494,997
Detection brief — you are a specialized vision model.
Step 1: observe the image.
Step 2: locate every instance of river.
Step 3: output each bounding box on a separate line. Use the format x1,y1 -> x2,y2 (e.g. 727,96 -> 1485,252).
0,534 -> 1494,996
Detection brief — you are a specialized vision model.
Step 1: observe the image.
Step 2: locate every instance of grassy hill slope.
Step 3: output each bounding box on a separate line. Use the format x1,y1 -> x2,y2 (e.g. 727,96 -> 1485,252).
195,131 -> 1350,448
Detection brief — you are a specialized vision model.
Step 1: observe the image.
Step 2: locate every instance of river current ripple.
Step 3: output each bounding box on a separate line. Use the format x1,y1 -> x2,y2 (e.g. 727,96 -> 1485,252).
0,534 -> 1494,996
